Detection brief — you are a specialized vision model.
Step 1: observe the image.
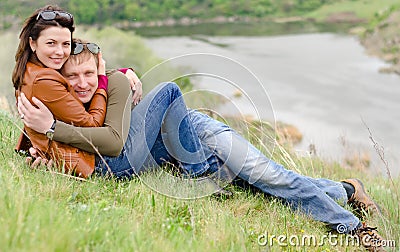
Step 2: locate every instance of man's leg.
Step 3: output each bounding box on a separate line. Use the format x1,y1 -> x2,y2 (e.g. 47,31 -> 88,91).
189,109 -> 360,232
96,82 -> 210,178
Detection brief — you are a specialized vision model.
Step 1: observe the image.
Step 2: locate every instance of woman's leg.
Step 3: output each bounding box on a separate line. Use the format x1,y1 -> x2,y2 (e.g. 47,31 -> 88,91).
96,82 -> 211,178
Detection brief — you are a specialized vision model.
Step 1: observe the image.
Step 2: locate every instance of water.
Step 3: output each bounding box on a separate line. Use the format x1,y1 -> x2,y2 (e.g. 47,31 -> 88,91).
143,33 -> 400,177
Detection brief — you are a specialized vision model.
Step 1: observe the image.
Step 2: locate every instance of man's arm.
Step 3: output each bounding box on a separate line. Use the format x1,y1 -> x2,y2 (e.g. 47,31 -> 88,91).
53,71 -> 132,156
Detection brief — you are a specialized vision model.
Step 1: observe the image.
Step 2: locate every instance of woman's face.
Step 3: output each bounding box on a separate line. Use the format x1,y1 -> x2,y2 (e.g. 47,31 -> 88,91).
29,26 -> 71,70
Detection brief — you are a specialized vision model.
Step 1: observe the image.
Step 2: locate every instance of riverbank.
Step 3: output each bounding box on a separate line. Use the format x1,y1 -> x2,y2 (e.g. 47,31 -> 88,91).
113,14 -> 358,30
360,10 -> 400,75
113,11 -> 364,34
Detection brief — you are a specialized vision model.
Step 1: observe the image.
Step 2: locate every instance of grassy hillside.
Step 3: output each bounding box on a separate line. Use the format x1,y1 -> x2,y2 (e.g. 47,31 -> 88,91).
1,0 -> 398,29
360,8 -> 400,74
1,111 -> 398,251
0,0 -> 336,28
305,0 -> 400,21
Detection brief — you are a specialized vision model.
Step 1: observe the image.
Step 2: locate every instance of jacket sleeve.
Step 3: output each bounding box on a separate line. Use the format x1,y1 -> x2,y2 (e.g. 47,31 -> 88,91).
32,72 -> 107,127
52,71 -> 132,156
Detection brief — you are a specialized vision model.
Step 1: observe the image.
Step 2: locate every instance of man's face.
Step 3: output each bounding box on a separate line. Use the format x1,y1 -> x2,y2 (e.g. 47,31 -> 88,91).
61,56 -> 98,104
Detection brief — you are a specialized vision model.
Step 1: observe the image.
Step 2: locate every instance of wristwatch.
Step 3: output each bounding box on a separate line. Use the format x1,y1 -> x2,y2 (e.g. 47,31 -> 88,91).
45,120 -> 56,140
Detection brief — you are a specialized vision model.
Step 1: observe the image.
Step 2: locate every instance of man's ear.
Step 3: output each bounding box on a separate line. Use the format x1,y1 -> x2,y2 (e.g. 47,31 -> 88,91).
29,37 -> 36,53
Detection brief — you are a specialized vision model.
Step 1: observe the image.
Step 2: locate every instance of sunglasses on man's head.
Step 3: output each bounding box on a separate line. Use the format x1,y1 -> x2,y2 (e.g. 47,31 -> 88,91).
72,42 -> 101,55
36,10 -> 73,22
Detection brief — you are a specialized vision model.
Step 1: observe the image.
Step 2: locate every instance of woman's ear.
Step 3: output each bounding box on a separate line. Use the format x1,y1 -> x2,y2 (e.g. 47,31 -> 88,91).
29,37 -> 36,53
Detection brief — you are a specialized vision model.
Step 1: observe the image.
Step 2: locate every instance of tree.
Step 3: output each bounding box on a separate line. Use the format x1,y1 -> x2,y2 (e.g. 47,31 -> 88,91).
124,2 -> 142,21
68,0 -> 100,24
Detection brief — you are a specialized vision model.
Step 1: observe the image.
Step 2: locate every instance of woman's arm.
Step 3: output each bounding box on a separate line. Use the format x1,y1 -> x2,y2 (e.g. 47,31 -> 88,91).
32,77 -> 107,127
25,52 -> 108,128
20,71 -> 132,156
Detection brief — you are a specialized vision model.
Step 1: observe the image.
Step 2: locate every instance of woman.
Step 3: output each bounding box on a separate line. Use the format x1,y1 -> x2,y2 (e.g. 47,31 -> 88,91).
12,5 -> 111,177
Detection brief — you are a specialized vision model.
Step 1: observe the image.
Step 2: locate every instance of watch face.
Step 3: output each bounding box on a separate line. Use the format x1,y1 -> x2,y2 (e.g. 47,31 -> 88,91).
46,130 -> 54,140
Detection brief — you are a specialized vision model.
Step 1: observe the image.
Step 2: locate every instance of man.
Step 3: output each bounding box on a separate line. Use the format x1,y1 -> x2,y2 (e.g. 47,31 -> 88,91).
17,40 -> 386,251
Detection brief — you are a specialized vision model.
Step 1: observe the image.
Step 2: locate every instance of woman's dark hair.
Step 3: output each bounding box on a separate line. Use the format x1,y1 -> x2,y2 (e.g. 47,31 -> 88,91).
12,5 -> 75,90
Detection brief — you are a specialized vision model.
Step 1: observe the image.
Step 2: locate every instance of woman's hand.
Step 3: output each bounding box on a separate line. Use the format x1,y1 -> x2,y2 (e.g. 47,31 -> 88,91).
124,69 -> 143,105
18,93 -> 54,134
26,147 -> 54,169
97,51 -> 106,76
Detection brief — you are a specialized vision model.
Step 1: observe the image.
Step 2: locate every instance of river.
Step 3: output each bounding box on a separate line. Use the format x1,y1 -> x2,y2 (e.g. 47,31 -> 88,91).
142,32 -> 399,177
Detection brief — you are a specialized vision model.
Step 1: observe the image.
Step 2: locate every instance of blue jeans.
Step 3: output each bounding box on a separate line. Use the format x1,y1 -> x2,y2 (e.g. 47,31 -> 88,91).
96,82 -> 360,233
95,82 -> 211,177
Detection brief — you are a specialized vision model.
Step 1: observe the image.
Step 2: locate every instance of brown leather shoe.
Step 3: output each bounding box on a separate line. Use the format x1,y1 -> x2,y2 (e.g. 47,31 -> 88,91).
354,223 -> 387,251
342,178 -> 382,216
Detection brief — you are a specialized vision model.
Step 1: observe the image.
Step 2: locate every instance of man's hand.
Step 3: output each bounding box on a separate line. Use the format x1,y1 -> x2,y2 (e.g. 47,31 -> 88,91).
124,69 -> 143,105
18,93 -> 54,134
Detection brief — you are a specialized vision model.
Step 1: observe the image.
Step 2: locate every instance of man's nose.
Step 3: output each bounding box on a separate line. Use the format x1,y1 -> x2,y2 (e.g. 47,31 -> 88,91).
77,75 -> 88,88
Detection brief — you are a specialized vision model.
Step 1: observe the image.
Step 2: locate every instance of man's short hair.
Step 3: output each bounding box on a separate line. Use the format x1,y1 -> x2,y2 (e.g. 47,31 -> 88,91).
64,38 -> 99,69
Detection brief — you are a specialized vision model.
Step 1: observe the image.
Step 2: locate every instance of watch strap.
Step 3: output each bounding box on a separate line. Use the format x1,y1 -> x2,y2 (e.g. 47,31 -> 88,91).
50,119 -> 56,131
46,120 -> 56,140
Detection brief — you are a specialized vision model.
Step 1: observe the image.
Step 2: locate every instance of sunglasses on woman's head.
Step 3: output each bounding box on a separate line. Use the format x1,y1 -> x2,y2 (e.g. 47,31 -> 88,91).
36,10 -> 73,22
72,42 -> 100,55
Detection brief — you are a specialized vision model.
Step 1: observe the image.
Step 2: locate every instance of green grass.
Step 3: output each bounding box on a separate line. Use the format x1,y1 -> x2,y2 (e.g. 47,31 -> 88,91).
306,0 -> 400,21
1,111 -> 399,251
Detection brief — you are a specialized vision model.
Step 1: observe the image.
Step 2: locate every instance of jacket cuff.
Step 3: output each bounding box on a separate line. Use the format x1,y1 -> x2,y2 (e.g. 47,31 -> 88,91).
95,87 -> 108,100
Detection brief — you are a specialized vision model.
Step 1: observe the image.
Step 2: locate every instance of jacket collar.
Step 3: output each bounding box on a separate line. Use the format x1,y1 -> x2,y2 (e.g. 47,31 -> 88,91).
28,53 -> 45,68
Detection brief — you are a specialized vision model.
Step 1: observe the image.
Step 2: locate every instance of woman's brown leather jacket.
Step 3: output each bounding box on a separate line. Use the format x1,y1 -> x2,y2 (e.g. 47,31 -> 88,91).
15,60 -> 107,178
